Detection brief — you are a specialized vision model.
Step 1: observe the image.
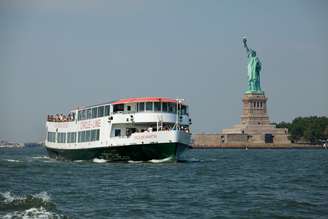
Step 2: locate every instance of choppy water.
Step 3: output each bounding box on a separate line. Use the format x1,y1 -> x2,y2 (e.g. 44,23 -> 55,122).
1,146 -> 327,218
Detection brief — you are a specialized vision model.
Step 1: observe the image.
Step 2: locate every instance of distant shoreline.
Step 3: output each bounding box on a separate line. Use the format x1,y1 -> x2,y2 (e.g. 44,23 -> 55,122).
0,142 -> 42,148
191,144 -> 326,149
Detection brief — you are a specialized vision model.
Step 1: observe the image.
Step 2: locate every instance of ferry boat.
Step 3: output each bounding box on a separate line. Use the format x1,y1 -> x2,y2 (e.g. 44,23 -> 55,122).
45,97 -> 192,161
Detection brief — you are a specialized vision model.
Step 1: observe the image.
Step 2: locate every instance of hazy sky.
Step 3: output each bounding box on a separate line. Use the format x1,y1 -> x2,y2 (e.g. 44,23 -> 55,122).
1,0 -> 327,143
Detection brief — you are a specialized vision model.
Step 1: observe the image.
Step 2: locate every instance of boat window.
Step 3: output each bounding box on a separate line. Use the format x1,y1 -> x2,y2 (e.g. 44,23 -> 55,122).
91,130 -> 96,141
168,103 -> 176,113
105,105 -> 110,116
127,105 -> 131,111
78,131 -> 82,142
92,108 -> 97,118
72,132 -> 76,143
78,111 -> 81,120
162,102 -> 168,112
96,129 -> 100,140
57,133 -> 61,143
86,130 -> 91,142
138,102 -> 145,111
154,102 -> 161,112
146,102 -> 153,111
73,133 -> 76,143
115,129 -> 121,137
87,109 -> 92,119
82,110 -> 87,120
181,105 -> 188,115
79,111 -> 83,120
67,133 -> 71,143
78,110 -> 84,120
98,106 -> 104,117
113,104 -> 124,113
81,131 -> 86,142
63,133 -> 66,143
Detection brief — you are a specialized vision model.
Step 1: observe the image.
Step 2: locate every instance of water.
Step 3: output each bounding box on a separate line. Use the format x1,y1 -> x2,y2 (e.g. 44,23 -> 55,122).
1,147 -> 327,218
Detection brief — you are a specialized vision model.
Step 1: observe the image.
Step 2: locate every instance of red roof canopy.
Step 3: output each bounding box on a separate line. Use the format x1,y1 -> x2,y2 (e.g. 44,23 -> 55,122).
112,97 -> 178,105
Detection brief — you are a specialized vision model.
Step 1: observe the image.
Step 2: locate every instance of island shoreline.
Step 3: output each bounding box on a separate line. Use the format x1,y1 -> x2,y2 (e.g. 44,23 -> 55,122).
191,144 -> 326,149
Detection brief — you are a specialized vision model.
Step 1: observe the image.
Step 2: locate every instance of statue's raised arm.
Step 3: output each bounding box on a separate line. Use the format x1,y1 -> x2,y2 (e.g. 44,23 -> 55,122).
242,37 -> 250,56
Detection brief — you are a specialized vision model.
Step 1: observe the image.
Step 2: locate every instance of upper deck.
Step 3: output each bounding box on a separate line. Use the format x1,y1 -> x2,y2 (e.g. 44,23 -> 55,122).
47,97 -> 189,123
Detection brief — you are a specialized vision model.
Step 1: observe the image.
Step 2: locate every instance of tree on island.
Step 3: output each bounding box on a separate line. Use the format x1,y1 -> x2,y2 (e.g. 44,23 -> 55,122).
276,116 -> 328,144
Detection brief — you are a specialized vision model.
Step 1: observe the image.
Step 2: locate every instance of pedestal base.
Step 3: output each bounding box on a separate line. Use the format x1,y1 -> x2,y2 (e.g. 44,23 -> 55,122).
221,93 -> 290,144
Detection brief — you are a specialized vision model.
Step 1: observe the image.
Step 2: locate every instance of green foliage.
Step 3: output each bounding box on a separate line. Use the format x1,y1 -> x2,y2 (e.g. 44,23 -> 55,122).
276,116 -> 328,143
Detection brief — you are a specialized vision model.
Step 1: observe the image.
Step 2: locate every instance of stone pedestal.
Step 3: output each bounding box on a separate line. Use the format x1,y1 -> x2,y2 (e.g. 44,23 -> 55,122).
241,93 -> 270,125
221,93 -> 290,144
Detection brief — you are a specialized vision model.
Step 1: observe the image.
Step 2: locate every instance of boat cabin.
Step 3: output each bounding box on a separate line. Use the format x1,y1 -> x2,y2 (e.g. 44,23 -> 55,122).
46,97 -> 191,143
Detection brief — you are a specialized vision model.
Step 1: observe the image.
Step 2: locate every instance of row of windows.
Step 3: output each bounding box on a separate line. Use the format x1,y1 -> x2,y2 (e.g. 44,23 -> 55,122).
137,102 -> 168,112
78,105 -> 110,121
252,101 -> 264,108
78,102 -> 188,119
136,102 -> 188,115
47,130 -> 99,143
78,129 -> 100,143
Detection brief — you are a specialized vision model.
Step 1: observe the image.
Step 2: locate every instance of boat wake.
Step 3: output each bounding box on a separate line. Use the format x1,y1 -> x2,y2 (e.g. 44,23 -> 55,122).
3,159 -> 21,163
128,160 -> 144,164
75,156 -> 176,164
149,156 -> 174,163
31,156 -> 58,163
73,160 -> 84,163
3,206 -> 61,219
32,156 -> 50,160
92,158 -> 107,163
0,191 -> 68,219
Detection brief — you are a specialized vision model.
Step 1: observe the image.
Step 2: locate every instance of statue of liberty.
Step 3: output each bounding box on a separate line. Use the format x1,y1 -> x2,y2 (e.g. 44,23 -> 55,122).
242,37 -> 263,94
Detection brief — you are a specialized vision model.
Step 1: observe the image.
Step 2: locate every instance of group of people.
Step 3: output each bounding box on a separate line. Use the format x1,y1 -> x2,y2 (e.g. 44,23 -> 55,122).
47,112 -> 75,122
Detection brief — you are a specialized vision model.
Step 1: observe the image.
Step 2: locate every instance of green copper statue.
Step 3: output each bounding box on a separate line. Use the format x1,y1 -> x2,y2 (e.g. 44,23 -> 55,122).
243,37 -> 263,94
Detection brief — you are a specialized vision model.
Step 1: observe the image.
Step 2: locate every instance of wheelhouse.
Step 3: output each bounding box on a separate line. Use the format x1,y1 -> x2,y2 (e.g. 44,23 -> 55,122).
110,97 -> 189,116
